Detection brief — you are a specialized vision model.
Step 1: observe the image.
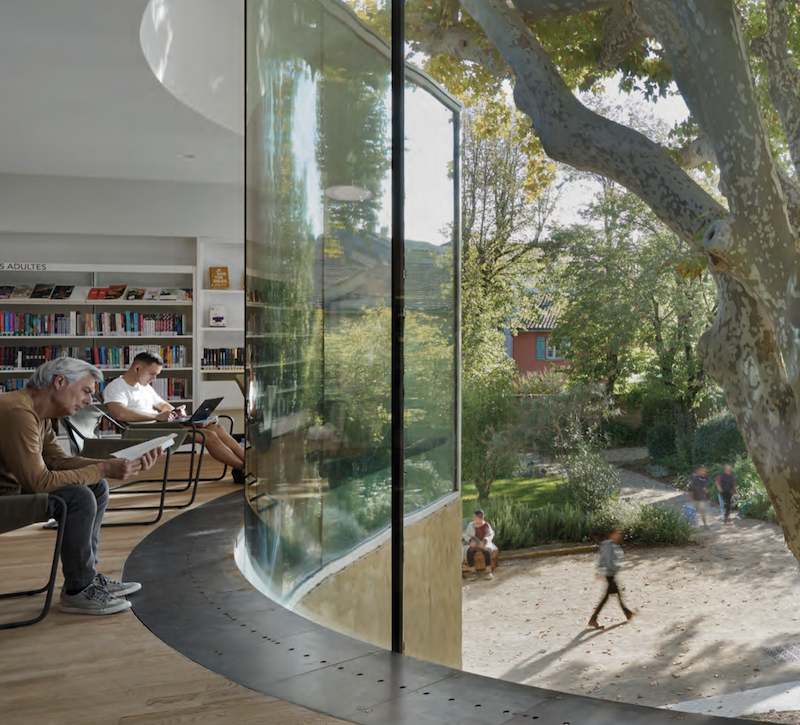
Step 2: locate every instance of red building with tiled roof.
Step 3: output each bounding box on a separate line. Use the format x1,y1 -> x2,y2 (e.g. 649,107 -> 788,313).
512,296 -> 568,374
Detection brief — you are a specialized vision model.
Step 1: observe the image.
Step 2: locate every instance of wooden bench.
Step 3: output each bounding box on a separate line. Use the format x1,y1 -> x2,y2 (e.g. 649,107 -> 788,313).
461,547 -> 499,577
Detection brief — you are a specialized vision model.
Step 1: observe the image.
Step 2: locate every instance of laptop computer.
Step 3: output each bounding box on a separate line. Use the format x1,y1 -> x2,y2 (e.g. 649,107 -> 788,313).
171,397 -> 224,424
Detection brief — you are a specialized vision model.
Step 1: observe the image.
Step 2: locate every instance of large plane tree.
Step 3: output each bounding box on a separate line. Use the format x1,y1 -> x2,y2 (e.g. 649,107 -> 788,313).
354,0 -> 800,561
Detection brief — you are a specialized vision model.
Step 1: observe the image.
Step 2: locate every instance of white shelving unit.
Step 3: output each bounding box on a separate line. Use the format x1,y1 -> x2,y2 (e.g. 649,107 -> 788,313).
1,240 -> 246,433
195,238 -> 245,433
0,261 -> 196,407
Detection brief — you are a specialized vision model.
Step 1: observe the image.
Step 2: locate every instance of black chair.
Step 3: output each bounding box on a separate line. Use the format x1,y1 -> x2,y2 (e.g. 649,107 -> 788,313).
0,493 -> 66,629
60,405 -> 186,526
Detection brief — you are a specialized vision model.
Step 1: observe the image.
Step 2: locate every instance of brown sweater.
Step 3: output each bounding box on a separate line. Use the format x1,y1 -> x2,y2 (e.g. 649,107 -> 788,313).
0,390 -> 103,495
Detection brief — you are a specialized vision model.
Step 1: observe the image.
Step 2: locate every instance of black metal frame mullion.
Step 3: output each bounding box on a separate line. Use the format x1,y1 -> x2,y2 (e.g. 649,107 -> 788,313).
390,0 -> 405,656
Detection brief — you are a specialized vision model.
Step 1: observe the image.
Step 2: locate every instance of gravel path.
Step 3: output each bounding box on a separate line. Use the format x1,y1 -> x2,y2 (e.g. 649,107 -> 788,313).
463,448 -> 800,723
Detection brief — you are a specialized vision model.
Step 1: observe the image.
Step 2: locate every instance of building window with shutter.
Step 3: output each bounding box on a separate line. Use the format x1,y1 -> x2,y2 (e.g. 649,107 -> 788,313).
536,336 -> 546,360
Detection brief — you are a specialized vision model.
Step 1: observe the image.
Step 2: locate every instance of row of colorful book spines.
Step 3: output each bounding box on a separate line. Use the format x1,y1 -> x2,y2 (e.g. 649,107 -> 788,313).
0,285 -> 193,301
84,313 -> 186,335
84,346 -> 188,368
0,313 -> 76,336
201,348 -> 245,368
142,378 -> 188,399
0,346 -> 81,369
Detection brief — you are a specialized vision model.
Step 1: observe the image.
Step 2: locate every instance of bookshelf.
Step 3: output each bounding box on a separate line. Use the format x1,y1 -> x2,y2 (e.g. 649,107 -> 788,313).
0,263 -> 196,403
1,240 -> 248,434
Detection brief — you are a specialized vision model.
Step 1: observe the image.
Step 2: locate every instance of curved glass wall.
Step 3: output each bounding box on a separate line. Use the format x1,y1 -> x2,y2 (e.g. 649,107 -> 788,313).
244,0 -> 459,608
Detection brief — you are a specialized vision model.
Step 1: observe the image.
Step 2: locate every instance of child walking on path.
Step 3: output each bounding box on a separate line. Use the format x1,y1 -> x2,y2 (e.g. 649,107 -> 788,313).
588,526 -> 634,629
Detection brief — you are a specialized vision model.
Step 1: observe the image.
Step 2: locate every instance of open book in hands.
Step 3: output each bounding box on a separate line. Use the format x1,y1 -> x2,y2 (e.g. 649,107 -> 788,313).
110,434 -> 177,461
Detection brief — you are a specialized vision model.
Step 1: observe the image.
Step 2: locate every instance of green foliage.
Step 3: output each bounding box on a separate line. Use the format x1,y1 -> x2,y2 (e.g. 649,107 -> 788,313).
692,411 -> 747,467
477,499 -> 595,550
560,444 -> 621,513
481,496 -> 691,550
731,455 -> 777,523
646,423 -> 677,462
508,369 -> 619,460
600,420 -> 644,447
592,499 -> 692,547
461,360 -> 519,500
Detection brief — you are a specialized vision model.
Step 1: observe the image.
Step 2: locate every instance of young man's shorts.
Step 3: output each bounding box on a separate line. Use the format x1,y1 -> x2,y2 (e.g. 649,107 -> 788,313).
694,500 -> 707,514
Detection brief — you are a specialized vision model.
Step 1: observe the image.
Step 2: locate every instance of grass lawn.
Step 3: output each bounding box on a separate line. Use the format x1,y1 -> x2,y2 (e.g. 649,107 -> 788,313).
461,474 -> 565,518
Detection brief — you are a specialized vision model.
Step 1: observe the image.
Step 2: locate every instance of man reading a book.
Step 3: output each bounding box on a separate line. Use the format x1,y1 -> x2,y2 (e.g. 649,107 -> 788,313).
0,358 -> 160,616
103,352 -> 246,482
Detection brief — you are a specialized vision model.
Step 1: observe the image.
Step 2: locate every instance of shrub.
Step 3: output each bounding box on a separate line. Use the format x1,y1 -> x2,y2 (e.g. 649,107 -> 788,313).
592,498 -> 692,546
640,392 -> 675,432
561,445 -> 621,513
737,488 -> 777,523
601,420 -> 644,447
692,410 -> 747,467
646,423 -> 677,462
478,498 -> 595,549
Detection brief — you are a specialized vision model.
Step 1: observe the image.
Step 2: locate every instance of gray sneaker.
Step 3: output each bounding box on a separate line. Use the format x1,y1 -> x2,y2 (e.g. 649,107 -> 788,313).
94,572 -> 141,597
60,583 -> 132,616
467,572 -> 478,581
484,571 -> 494,580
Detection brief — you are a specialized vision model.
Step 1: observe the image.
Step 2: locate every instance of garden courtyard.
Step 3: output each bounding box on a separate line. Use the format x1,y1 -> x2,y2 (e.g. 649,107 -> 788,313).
462,449 -> 800,723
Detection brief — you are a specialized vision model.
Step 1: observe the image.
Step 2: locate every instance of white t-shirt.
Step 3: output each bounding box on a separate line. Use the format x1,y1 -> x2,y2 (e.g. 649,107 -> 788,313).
103,375 -> 165,416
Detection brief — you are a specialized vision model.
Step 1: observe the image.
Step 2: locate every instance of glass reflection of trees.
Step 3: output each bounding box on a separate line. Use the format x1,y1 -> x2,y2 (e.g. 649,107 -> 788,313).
245,0 -> 457,601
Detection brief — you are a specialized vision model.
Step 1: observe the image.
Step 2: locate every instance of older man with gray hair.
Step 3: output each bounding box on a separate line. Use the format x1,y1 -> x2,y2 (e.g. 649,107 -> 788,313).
0,358 -> 159,616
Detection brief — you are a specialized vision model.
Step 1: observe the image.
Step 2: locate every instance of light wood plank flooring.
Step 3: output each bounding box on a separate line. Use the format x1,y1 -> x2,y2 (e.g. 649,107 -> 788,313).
1,456 -> 353,725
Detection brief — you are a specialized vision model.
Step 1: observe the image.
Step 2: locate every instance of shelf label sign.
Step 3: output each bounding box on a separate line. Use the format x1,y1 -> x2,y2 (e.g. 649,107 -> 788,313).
0,262 -> 48,271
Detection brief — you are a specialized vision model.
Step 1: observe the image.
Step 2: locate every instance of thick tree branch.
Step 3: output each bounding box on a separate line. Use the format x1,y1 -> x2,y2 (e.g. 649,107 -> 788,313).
460,0 -> 723,249
680,135 -> 800,225
511,0 -> 621,21
667,1 -> 790,251
632,0 -> 709,133
751,0 -> 800,183
597,3 -> 651,71
415,24 -> 508,77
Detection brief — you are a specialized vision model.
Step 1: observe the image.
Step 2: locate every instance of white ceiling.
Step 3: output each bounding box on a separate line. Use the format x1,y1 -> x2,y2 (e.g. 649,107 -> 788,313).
0,0 -> 242,184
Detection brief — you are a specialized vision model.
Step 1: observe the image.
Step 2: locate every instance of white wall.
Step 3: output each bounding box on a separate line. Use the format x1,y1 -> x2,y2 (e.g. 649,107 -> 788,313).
0,173 -> 242,240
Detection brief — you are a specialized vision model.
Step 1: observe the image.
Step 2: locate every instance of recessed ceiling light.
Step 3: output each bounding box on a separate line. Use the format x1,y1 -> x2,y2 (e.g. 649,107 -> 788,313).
324,185 -> 371,202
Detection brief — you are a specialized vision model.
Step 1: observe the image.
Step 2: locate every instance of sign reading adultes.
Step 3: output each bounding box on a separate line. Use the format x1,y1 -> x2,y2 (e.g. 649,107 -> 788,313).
0,262 -> 48,271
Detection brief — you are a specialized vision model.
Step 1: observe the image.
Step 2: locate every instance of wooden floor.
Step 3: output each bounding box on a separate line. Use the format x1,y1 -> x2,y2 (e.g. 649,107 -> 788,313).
0,455 -> 352,725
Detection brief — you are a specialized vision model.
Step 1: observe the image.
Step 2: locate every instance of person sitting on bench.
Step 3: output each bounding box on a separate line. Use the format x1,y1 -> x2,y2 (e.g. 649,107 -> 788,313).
462,509 -> 497,580
103,352 -> 246,483
0,358 -> 159,616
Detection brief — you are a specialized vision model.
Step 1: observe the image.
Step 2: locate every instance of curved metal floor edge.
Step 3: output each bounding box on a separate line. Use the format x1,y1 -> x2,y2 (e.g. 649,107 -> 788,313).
124,491 -> 759,725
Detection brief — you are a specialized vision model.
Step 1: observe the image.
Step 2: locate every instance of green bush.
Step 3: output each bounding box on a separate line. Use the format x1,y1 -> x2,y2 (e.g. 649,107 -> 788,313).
737,488 -> 777,523
592,498 -> 692,546
640,392 -> 675,432
646,423 -> 677,462
601,420 -> 644,447
478,498 -> 595,549
561,445 -> 621,513
692,411 -> 747,466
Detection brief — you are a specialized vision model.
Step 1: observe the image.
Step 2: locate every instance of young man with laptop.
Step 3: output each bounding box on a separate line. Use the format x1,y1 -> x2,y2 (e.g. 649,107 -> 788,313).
103,352 -> 246,483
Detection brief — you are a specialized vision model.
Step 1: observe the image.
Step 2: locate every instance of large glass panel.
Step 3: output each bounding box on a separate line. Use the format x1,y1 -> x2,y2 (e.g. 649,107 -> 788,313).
243,0 -> 459,650
244,0 -> 394,608
403,82 -> 459,517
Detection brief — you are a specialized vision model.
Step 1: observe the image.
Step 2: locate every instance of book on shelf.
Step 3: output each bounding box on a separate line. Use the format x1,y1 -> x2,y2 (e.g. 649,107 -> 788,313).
209,266 -> 230,289
125,287 -> 145,300
208,305 -> 227,327
30,284 -> 55,299
51,285 -> 74,300
87,287 -> 108,300
159,288 -> 180,300
105,284 -> 128,300
0,286 -> 14,299
143,288 -> 160,301
179,288 -> 193,301
10,285 -> 34,299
